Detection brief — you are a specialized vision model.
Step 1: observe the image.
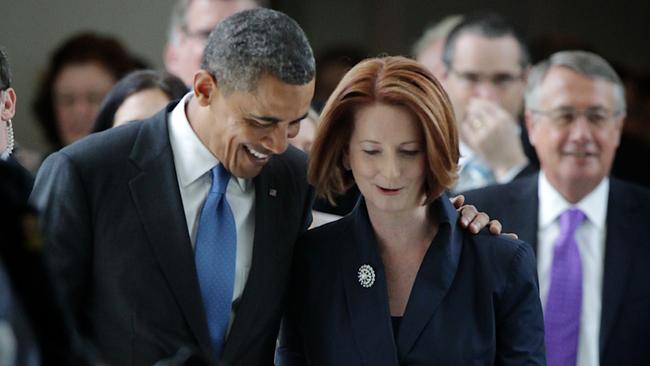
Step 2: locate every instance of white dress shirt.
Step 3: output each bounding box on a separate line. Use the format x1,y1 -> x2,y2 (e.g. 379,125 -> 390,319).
537,172 -> 608,366
168,93 -> 256,332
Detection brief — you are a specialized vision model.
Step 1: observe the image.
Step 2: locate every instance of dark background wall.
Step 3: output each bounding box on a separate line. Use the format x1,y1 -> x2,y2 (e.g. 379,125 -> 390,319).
2,0 -> 648,153
277,0 -> 650,69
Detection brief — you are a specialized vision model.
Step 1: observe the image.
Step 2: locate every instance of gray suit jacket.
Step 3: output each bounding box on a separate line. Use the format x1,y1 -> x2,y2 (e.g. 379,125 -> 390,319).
31,102 -> 314,365
463,174 -> 650,366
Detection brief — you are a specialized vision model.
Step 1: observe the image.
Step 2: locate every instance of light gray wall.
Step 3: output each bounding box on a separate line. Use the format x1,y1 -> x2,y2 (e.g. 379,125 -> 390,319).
1,0 -> 175,152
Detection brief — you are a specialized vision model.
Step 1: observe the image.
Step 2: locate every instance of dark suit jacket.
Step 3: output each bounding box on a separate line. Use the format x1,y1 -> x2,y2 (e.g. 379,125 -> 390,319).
30,102 -> 315,365
278,196 -> 546,366
462,174 -> 650,366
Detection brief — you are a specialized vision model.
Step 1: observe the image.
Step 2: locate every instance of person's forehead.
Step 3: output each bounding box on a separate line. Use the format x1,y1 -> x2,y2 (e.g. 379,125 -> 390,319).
186,0 -> 252,31
537,66 -> 617,107
452,33 -> 522,72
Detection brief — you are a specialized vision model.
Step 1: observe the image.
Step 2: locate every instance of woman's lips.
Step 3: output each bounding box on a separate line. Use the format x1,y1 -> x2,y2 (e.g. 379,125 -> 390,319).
377,186 -> 402,195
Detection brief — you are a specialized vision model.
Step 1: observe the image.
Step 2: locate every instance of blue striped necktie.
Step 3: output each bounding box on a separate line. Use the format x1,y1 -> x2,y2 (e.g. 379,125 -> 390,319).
195,164 -> 237,361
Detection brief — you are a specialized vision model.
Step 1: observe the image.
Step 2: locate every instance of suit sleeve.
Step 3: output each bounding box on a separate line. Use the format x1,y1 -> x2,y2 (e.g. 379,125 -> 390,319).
30,151 -> 93,334
276,238 -> 309,366
496,242 -> 547,366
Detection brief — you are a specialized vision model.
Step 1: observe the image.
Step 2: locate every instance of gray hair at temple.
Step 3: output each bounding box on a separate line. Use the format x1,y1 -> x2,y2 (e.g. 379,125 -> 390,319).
524,50 -> 626,113
0,48 -> 11,90
166,0 -> 188,44
201,8 -> 315,94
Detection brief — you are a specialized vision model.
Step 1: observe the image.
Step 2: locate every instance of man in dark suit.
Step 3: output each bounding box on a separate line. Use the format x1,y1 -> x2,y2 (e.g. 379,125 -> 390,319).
31,9 -> 316,365
0,48 -> 33,193
463,50 -> 650,366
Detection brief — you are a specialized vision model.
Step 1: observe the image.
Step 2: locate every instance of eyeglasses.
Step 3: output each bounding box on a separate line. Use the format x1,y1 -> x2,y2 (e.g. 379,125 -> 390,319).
529,107 -> 623,129
181,24 -> 211,41
449,68 -> 524,89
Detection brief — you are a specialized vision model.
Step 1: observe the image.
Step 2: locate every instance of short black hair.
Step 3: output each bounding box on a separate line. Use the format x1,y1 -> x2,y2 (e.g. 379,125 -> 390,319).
92,70 -> 188,133
0,48 -> 11,90
201,8 -> 315,93
442,12 -> 530,70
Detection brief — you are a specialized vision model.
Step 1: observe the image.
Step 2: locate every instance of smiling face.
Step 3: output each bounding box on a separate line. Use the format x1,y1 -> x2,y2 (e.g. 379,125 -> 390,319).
191,72 -> 314,178
527,66 -> 623,202
347,103 -> 426,214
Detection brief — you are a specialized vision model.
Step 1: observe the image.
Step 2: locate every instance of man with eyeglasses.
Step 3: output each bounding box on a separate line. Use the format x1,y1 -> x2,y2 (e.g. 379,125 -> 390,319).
439,13 -> 536,193
463,50 -> 650,366
164,0 -> 258,86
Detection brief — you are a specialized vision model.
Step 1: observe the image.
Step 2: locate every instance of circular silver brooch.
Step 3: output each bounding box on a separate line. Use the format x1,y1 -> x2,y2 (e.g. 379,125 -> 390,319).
357,264 -> 376,288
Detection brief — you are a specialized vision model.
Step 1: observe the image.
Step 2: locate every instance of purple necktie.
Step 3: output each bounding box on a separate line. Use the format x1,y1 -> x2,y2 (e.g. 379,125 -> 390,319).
545,208 -> 585,366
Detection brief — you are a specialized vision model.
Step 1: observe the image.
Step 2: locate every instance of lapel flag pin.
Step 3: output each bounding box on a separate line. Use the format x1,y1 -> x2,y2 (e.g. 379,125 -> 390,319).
269,188 -> 277,197
358,264 -> 375,288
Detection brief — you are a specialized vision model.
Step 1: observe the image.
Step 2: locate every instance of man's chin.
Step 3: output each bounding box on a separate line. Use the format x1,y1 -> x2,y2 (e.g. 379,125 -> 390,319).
230,164 -> 265,179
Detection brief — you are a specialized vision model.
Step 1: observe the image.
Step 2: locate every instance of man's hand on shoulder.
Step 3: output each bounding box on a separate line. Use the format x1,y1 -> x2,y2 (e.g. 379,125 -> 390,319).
450,194 -> 518,239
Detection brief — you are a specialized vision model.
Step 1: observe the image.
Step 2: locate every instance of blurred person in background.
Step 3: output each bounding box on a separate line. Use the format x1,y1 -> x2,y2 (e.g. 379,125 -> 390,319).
33,32 -> 142,151
164,0 -> 258,86
412,14 -> 464,82
463,50 -> 650,366
1,48 -> 87,366
288,107 -> 318,154
92,70 -> 187,133
0,48 -> 31,185
441,13 -> 537,193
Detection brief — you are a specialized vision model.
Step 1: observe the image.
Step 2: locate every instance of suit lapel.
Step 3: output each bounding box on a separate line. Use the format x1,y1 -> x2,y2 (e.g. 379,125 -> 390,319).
343,200 -> 399,366
221,160 -> 286,359
599,179 -> 636,354
128,108 -> 213,357
397,196 -> 462,359
508,175 -> 540,252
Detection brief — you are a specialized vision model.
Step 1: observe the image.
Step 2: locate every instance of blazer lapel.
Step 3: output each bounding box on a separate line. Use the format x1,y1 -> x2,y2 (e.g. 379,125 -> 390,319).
221,160 -> 287,359
397,196 -> 462,359
128,108 -> 213,357
507,175 -> 540,252
343,200 -> 399,366
599,179 -> 636,354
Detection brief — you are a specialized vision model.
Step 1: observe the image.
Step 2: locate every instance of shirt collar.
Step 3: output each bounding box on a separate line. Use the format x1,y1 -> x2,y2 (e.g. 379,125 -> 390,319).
168,92 -> 251,191
458,141 -> 475,167
538,171 -> 609,229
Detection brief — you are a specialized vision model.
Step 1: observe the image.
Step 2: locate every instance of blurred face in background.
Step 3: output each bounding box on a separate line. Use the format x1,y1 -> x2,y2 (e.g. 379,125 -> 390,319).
527,66 -> 623,201
113,88 -> 171,127
53,61 -> 115,145
443,33 -> 526,124
289,115 -> 317,153
165,0 -> 257,86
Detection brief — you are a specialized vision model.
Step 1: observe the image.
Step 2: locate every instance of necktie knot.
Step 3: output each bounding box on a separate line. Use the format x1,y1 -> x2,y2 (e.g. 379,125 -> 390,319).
210,164 -> 231,194
559,208 -> 585,237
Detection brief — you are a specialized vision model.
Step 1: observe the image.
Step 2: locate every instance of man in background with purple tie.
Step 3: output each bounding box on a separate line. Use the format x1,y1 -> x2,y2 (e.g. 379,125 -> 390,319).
463,50 -> 650,366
